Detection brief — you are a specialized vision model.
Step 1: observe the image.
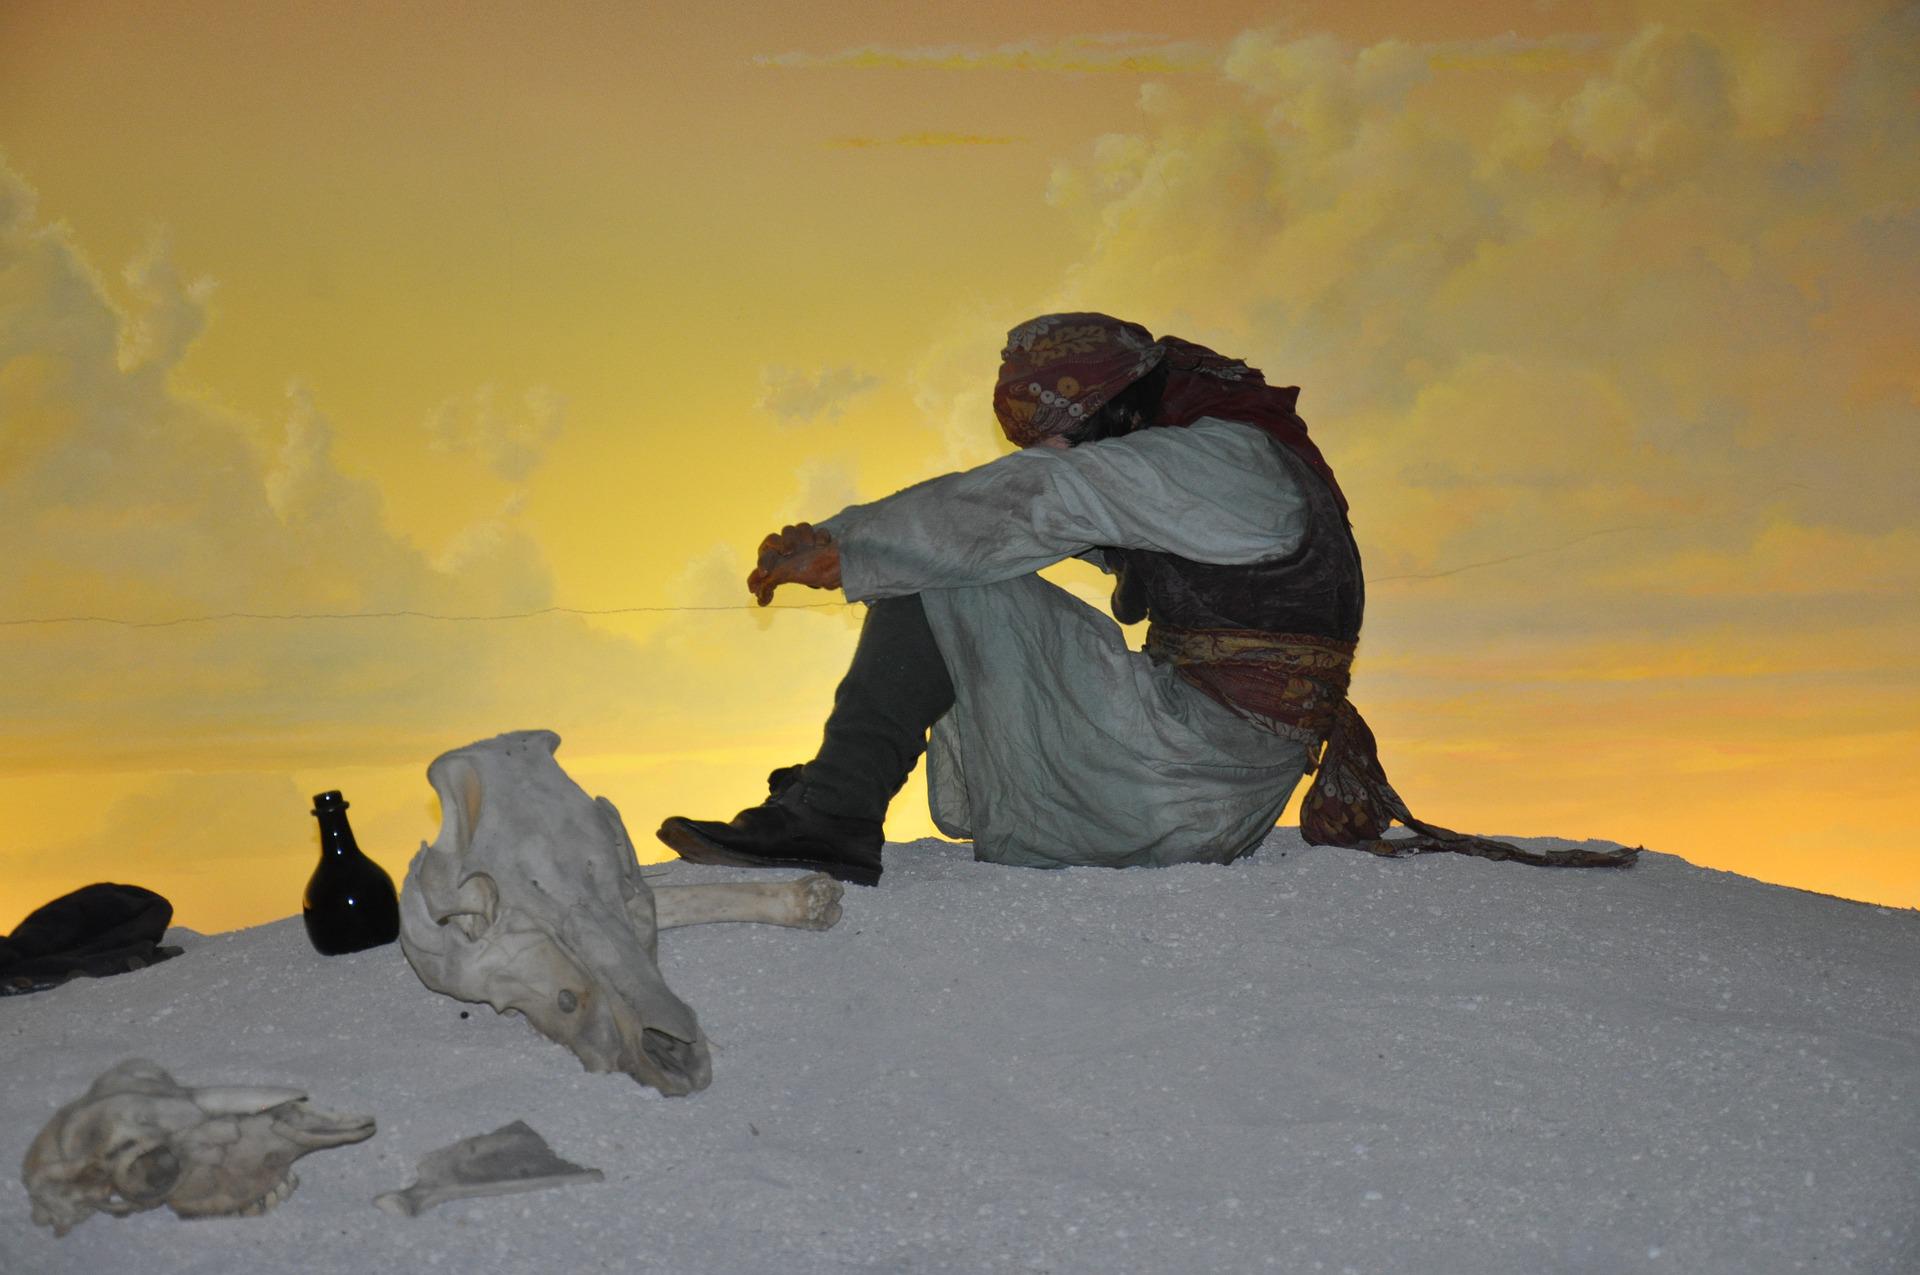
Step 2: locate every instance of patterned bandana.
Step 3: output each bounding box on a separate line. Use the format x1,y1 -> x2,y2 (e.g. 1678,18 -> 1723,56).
992,314 -> 1164,447
992,312 -> 1349,513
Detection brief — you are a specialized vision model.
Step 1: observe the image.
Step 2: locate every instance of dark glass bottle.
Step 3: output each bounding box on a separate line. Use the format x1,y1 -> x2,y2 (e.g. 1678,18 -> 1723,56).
302,790 -> 399,955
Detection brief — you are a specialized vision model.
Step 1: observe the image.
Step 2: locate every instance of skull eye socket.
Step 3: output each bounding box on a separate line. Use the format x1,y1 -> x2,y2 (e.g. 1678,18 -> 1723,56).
433,871 -> 500,941
113,1145 -> 181,1204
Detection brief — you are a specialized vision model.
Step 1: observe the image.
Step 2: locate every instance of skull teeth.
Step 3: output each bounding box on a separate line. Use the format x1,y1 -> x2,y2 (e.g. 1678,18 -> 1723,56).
237,1174 -> 296,1217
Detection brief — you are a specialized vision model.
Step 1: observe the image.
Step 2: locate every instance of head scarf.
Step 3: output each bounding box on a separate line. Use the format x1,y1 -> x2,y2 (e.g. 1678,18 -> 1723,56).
992,312 -> 1348,512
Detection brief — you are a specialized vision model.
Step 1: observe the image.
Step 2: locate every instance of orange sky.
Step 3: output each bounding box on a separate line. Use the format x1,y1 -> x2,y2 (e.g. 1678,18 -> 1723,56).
2,0 -> 1915,931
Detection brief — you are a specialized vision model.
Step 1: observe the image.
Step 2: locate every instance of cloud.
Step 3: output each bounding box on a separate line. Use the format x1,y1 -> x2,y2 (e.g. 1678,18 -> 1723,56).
431,492 -> 552,605
424,383 -> 566,483
116,233 -> 215,375
1036,8 -> 1919,611
1021,5 -> 1920,890
267,383 -> 375,525
775,458 -> 862,526
827,133 -> 1024,149
753,35 -> 1210,75
1591,519 -> 1920,602
0,158 -> 656,772
0,158 -> 883,926
757,365 -> 881,424
907,308 -> 1016,473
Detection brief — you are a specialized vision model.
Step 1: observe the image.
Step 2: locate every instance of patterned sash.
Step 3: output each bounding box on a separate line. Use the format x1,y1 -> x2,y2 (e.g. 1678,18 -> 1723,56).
1145,626 -> 1639,868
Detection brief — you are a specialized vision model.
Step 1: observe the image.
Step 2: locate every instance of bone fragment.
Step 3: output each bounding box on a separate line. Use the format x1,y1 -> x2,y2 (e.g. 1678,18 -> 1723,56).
373,1121 -> 601,1218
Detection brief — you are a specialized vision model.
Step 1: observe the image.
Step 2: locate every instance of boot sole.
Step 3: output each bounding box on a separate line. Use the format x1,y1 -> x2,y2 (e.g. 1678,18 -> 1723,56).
655,818 -> 883,888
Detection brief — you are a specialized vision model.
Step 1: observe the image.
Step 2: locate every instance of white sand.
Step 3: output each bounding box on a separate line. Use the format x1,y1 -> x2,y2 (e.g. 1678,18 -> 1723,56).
4,832 -> 1916,1274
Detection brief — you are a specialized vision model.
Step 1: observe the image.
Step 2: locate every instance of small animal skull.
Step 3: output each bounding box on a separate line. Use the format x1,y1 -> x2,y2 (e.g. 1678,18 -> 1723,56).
401,730 -> 841,1096
21,1058 -> 375,1235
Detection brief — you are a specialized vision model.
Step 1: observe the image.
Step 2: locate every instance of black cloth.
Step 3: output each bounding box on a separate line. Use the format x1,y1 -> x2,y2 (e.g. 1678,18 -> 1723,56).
1106,439 -> 1364,640
799,593 -> 955,822
0,882 -> 182,996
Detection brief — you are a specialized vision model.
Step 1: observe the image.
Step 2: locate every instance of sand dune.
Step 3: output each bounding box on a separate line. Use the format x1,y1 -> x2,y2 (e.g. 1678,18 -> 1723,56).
4,832 -> 1916,1273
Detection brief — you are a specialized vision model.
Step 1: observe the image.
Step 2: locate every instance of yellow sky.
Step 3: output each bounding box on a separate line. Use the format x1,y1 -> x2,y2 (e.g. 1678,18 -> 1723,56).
2,0 -> 1916,932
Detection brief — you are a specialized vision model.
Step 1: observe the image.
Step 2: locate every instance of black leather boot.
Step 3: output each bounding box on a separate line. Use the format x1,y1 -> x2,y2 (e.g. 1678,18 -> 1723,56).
656,780 -> 884,887
658,595 -> 952,888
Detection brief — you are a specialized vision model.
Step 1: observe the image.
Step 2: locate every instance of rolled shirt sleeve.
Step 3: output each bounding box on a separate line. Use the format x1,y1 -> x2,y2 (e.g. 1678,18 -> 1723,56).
821,418 -> 1311,602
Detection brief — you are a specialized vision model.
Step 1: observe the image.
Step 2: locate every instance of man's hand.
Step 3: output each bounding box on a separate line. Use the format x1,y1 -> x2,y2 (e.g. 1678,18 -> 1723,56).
747,522 -> 842,606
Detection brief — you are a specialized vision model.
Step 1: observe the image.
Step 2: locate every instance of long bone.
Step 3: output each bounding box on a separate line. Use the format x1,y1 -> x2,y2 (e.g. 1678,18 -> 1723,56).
652,875 -> 842,931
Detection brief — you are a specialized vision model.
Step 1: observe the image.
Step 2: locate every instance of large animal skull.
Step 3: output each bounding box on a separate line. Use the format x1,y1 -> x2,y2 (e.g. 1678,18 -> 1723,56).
22,1058 -> 375,1235
401,730 -> 842,1096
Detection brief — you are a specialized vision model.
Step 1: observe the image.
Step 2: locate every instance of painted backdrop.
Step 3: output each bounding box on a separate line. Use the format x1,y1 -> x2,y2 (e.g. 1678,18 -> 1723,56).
2,0 -> 1915,930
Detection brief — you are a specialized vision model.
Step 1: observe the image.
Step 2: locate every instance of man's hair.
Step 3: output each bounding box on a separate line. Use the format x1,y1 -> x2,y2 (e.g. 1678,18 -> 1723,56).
1062,361 -> 1171,447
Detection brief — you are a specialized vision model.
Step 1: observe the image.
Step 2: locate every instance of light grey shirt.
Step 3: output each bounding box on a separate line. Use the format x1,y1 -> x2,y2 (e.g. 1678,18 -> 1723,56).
820,418 -> 1319,870
826,418 -> 1309,599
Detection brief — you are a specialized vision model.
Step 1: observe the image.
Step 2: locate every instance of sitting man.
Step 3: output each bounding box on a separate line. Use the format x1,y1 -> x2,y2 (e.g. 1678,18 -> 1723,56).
658,313 -> 1635,884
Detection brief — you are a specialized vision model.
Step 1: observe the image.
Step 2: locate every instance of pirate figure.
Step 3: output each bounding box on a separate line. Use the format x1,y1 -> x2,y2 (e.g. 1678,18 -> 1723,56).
659,313 -> 1636,884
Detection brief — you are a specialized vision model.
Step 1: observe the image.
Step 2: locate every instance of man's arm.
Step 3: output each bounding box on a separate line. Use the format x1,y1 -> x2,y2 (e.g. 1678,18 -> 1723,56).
795,418 -> 1310,603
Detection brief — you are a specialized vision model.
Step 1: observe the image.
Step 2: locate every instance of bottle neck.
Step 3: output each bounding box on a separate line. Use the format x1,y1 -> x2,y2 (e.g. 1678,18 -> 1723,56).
314,814 -> 361,857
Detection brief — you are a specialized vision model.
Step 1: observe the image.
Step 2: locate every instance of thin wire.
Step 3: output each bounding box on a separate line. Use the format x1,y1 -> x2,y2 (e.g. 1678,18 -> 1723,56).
1369,483 -> 1818,583
0,601 -> 850,629
1368,524 -> 1668,583
0,493 -> 1806,628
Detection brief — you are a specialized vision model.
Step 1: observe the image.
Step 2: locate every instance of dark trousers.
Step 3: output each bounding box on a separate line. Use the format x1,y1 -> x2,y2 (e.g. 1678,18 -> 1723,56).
800,594 -> 955,822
